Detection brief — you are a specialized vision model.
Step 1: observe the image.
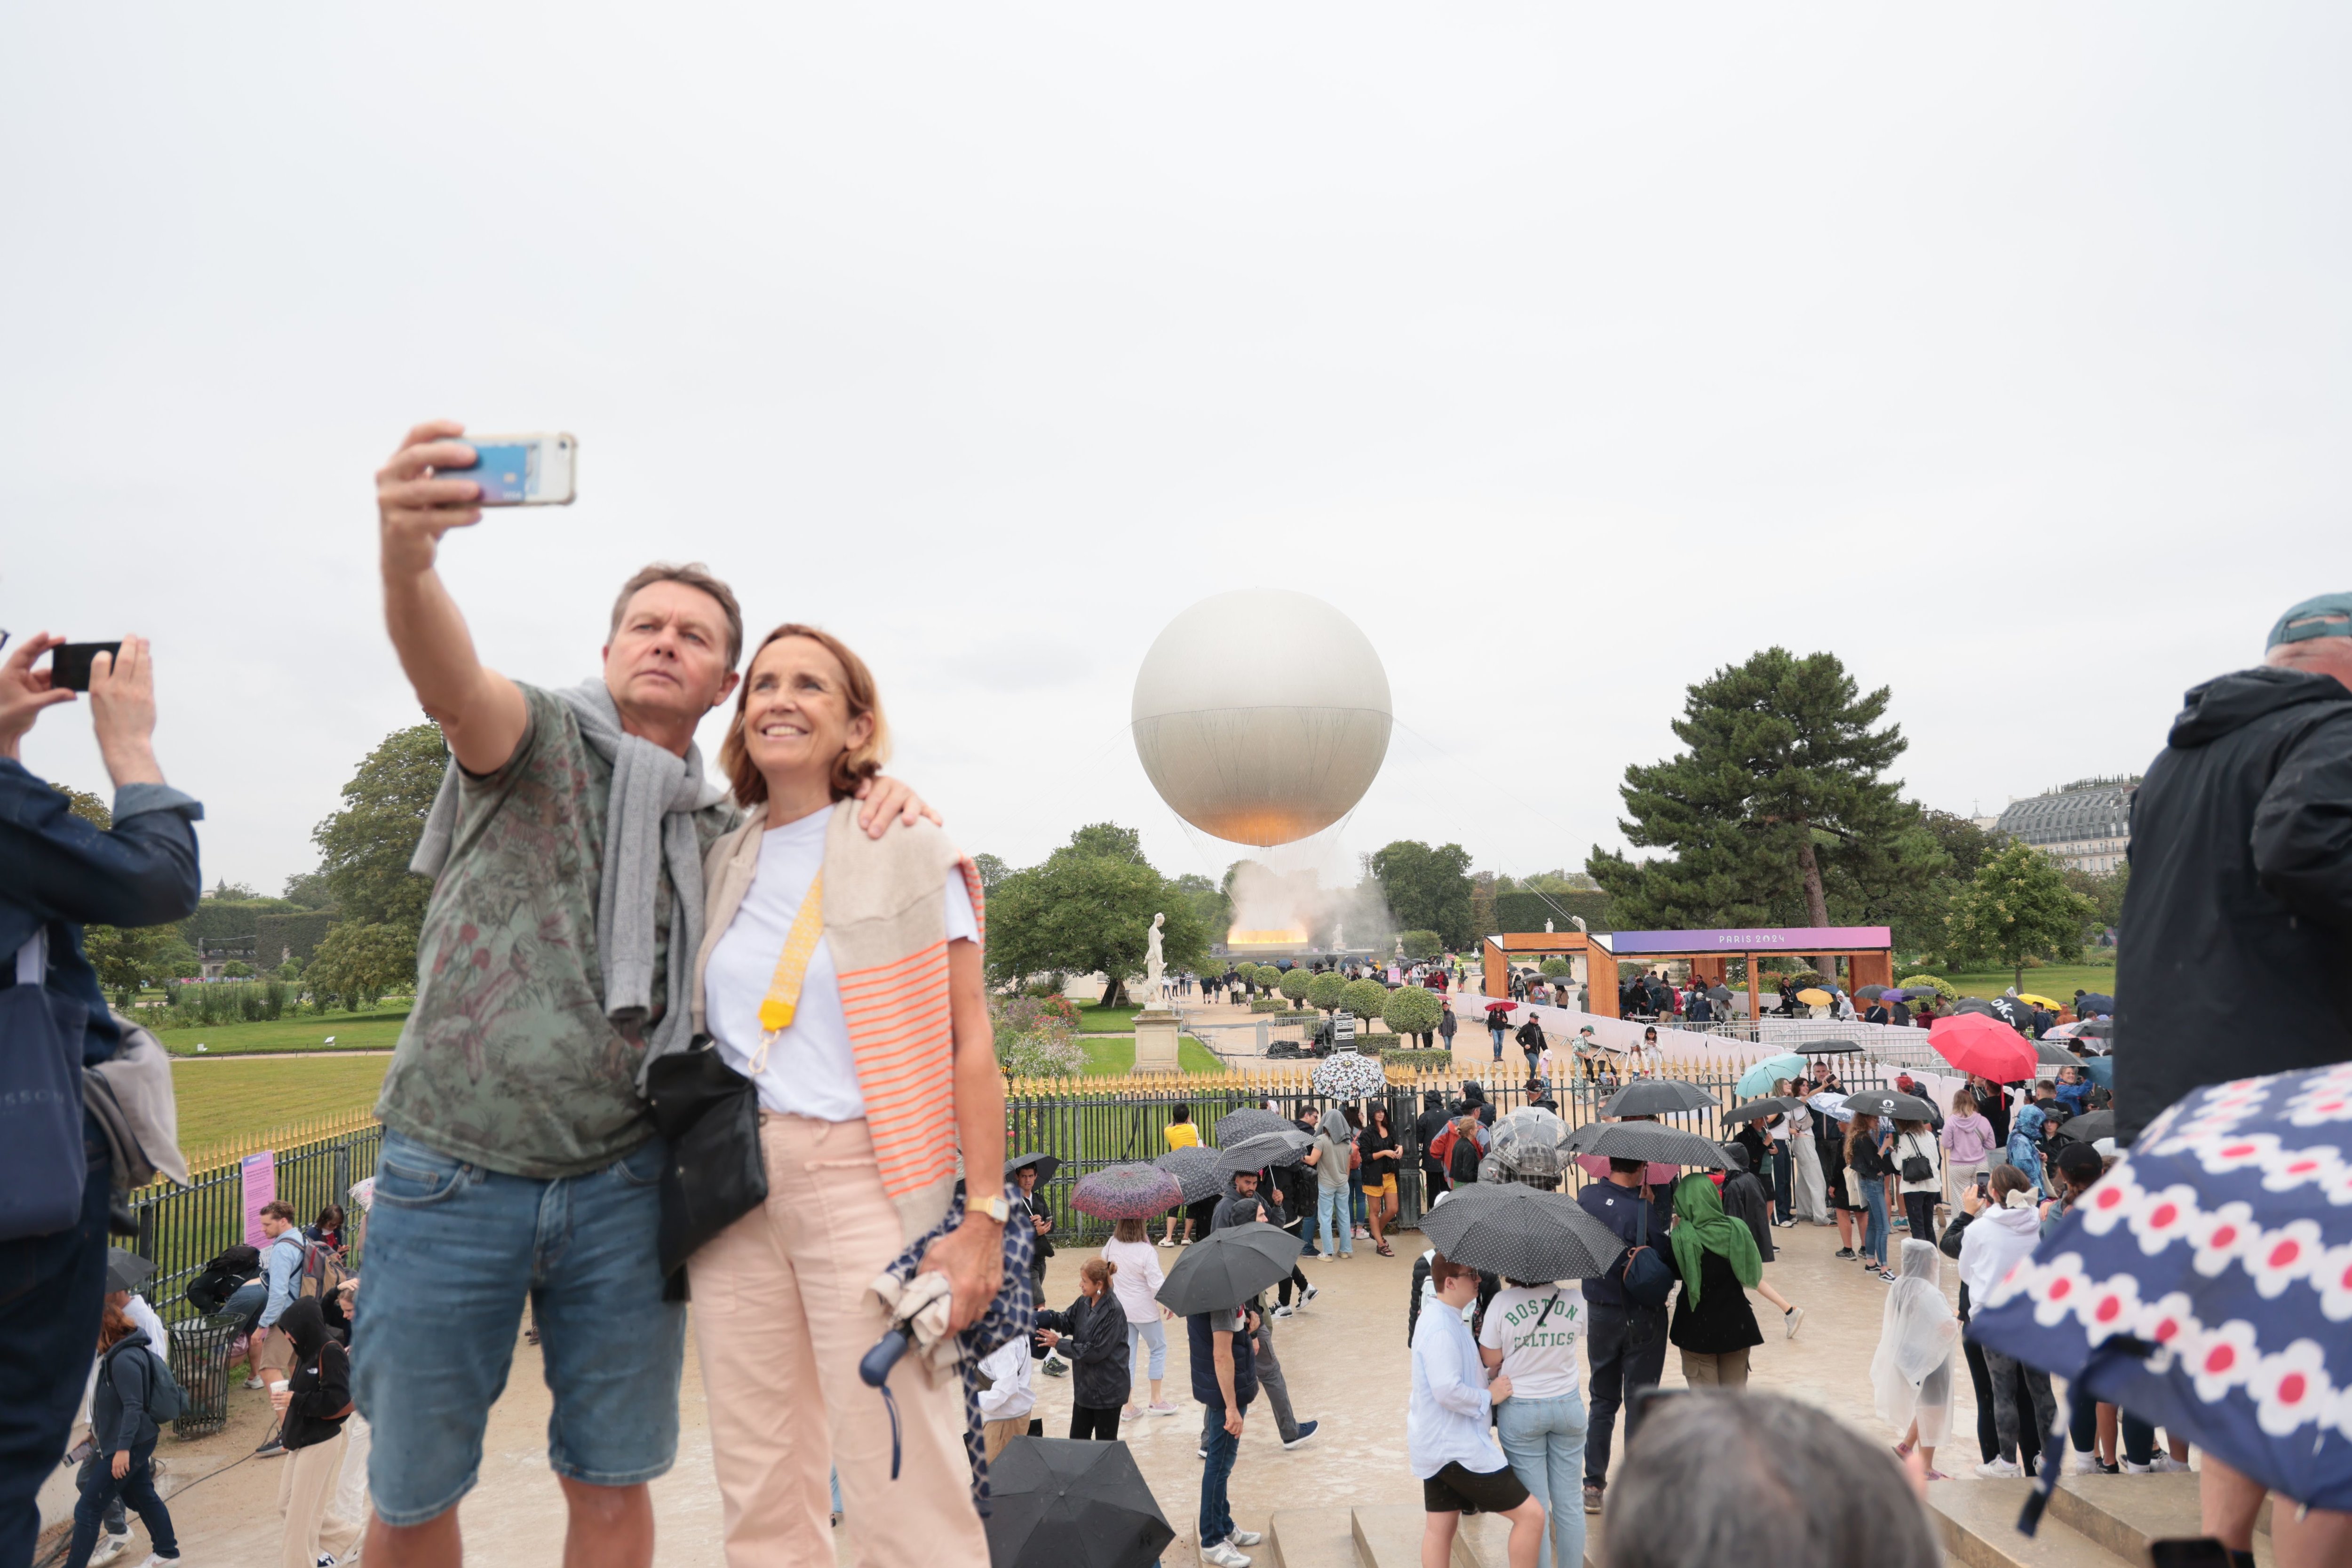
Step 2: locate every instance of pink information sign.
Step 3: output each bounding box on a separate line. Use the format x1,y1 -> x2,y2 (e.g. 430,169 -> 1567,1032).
241,1151 -> 277,1247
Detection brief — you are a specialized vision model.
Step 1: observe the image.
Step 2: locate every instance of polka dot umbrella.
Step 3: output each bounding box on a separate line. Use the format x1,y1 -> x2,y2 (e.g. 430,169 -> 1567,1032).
1070,1162 -> 1186,1221
1968,1062 -> 2352,1526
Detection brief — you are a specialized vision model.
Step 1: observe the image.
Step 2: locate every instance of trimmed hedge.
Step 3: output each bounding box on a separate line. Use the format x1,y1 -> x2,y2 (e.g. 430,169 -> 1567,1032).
1249,996 -> 1287,1012
1380,1047 -> 1453,1068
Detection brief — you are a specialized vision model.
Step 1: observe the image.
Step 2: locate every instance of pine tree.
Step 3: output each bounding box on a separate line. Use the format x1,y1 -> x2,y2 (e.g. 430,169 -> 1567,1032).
1588,648 -> 1924,931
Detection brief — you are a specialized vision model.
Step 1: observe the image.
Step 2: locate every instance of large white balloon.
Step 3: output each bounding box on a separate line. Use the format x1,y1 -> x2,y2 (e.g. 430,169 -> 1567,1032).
1131,589 -> 1392,847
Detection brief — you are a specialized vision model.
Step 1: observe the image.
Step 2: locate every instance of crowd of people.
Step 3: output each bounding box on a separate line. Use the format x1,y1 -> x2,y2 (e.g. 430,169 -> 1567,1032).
7,458 -> 2350,1568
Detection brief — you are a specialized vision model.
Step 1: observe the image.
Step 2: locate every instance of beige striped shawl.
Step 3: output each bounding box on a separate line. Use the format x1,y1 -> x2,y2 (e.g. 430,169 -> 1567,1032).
691,799 -> 983,1244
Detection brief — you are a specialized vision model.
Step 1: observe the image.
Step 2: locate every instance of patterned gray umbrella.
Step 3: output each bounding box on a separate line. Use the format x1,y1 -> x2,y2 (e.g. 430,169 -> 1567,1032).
1598,1080 -> 1716,1117
1153,1146 -> 1224,1204
1215,1107 -> 1292,1145
1311,1051 -> 1386,1100
1071,1163 -> 1185,1220
1562,1120 -> 1730,1169
1418,1182 -> 1624,1281
1213,1128 -> 1311,1175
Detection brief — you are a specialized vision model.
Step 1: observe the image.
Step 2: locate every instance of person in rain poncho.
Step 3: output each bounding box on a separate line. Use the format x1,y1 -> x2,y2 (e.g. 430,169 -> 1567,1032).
1665,1174 -> 1763,1388
1874,1240 -> 1960,1481
2004,1103 -> 2049,1199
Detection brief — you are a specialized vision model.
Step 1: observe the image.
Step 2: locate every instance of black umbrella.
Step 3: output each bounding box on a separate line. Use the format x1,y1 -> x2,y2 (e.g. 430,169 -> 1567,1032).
1855,985 -> 1888,1000
1598,1079 -> 1716,1117
1417,1182 -> 1624,1281
2055,1109 -> 2116,1146
2079,993 -> 2115,1014
2076,1019 -> 2114,1040
1722,1097 -> 1793,1124
983,1437 -> 1174,1568
2035,1040 -> 2082,1067
1006,1151 -> 1062,1186
1215,1107 -> 1294,1145
105,1247 -> 155,1296
1949,997 -> 2003,1020
1707,984 -> 1733,1003
1562,1121 -> 1730,1169
1213,1129 -> 1311,1175
1843,1090 -> 1938,1122
1802,1039 -> 1867,1056
1153,1146 -> 1224,1204
1155,1224 -> 1303,1315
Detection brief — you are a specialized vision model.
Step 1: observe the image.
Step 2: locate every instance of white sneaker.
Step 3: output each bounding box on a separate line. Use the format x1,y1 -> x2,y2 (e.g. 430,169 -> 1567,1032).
1201,1541 -> 1251,1568
1158,1237 -> 1177,1248
135,1556 -> 183,1568
1302,1284 -> 1319,1304
1230,1530 -> 1264,1547
244,1376 -> 265,1390
2153,1455 -> 2191,1473
88,1537 -> 128,1566
1974,1457 -> 2022,1479
2120,1459 -> 2153,1474
1271,1304 -> 1296,1318
1783,1306 -> 1804,1340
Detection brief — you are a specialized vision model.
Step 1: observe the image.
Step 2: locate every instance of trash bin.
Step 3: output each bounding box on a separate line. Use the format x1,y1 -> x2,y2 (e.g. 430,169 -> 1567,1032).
169,1315 -> 241,1440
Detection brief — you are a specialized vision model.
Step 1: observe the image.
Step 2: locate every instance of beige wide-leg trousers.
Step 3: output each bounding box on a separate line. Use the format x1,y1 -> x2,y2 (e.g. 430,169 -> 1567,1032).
277,1428 -> 362,1568
691,1114 -> 989,1568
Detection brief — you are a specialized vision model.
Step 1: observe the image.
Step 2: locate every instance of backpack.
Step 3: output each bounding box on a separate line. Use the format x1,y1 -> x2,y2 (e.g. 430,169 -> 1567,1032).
184,1243 -> 262,1315
1447,1128 -> 1484,1185
102,1337 -> 186,1424
1622,1244 -> 1675,1310
291,1235 -> 347,1304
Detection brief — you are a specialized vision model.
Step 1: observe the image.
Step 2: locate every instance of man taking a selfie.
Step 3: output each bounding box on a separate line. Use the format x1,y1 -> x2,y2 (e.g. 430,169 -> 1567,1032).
357,422 -> 931,1568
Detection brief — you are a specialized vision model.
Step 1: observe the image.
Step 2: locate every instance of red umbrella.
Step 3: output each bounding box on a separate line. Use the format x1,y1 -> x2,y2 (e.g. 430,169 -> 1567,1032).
1484,1001 -> 1516,1014
1928,1011 -> 2036,1082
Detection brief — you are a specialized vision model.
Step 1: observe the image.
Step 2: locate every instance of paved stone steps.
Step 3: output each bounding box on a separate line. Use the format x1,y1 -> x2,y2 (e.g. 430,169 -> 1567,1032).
1267,1504 -> 1597,1568
1928,1473 -> 2275,1568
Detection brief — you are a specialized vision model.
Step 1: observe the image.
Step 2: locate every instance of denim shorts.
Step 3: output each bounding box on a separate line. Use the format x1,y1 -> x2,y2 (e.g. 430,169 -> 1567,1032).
351,1130 -> 684,1526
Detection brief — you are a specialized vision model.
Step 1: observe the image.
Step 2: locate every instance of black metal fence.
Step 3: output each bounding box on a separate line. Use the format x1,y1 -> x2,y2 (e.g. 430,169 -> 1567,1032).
1010,1059 -> 1895,1246
130,1122 -> 382,1324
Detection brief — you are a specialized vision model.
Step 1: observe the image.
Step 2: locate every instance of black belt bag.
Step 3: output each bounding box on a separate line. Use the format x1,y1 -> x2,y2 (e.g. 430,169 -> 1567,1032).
644,1038 -> 769,1296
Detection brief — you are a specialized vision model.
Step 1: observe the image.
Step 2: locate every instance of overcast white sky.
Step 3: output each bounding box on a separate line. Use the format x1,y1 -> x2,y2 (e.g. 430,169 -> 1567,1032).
5,7 -> 2347,897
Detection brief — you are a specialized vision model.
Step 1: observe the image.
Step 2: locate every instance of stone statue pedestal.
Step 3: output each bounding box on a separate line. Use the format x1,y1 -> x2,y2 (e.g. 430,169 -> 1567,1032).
1132,1004 -> 1182,1075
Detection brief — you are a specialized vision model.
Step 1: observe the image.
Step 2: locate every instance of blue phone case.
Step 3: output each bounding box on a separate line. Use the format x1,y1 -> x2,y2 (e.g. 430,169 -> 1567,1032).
465,442 -> 538,504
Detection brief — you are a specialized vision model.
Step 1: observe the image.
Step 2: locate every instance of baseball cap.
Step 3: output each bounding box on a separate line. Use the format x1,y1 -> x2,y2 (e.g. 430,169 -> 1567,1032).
2266,592 -> 2352,649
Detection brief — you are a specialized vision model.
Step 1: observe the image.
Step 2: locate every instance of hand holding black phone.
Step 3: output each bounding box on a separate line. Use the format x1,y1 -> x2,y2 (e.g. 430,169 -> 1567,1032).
48,642 -> 121,692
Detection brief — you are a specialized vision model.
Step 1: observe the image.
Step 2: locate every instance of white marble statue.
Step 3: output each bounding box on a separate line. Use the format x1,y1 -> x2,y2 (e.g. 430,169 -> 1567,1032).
1143,912 -> 1167,1006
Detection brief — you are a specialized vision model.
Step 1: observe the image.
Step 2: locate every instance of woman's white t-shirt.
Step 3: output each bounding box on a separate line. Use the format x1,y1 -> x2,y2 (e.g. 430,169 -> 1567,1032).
706,806 -> 979,1122
1476,1282 -> 1585,1402
1101,1238 -> 1167,1323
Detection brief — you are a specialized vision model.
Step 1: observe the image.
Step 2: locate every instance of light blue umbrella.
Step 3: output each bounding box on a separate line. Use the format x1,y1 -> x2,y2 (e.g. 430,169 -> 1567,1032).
1736,1052 -> 1808,1098
2080,1055 -> 2114,1090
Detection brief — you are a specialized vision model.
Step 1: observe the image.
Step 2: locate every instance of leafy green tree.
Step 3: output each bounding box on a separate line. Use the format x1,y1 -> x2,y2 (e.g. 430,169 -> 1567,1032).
1340,978 -> 1390,1022
1540,956 -> 1570,979
305,920 -> 414,1011
281,870 -> 335,908
983,825 -> 1209,1006
52,783 -> 110,828
1305,971 -> 1348,1015
1469,876 -> 1498,943
1397,929 -> 1442,962
1380,984 -> 1440,1039
221,960 -> 256,978
1588,648 -> 1921,931
1279,967 -> 1313,1006
1369,841 -> 1475,948
313,724 -> 448,941
970,853 -> 1010,895
1172,872 -> 1231,944
82,923 -> 173,1007
1943,844 -> 2100,991
2061,862 -> 2130,935
206,879 -> 261,901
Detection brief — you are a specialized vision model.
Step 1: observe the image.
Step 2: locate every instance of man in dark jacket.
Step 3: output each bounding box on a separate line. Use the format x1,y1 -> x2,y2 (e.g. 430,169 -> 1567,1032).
2116,594 -> 2352,1142
0,634 -> 201,1566
1412,1089 -> 1454,1200
1576,1156 -> 1673,1516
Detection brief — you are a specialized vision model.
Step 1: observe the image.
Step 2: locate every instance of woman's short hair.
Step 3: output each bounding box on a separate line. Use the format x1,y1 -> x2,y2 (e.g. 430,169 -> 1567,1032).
1990,1162 -> 2033,1201
720,624 -> 890,806
1605,1390 -> 1937,1568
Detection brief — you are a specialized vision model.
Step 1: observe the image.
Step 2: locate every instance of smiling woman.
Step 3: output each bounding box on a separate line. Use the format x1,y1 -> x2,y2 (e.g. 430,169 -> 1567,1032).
685,621 -> 1004,1562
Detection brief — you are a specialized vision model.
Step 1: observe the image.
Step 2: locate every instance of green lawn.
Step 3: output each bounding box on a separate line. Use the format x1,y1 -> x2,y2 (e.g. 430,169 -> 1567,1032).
171,1055 -> 391,1154
1913,964 -> 2119,1005
147,1006 -> 413,1056
1077,1035 -> 1226,1075
1076,1003 -> 1141,1034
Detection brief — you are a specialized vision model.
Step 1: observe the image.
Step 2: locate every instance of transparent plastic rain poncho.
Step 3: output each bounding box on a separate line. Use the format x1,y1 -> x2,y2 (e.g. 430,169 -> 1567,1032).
1479,1106 -> 1571,1188
1870,1238 -> 1960,1449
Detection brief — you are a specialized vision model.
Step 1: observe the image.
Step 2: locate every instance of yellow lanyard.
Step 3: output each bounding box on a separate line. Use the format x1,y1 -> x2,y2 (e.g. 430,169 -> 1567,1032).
750,873 -> 825,1075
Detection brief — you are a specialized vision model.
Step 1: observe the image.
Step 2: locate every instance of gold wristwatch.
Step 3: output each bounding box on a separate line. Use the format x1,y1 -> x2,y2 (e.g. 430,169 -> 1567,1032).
976,1195 -> 1011,1224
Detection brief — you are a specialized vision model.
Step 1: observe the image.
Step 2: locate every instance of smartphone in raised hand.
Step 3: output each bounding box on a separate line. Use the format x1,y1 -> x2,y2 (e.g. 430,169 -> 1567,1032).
441,433 -> 577,506
49,642 -> 122,692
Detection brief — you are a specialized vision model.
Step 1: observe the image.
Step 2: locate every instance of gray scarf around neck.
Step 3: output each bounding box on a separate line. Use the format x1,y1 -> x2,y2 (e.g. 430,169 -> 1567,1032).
410,679 -> 728,1088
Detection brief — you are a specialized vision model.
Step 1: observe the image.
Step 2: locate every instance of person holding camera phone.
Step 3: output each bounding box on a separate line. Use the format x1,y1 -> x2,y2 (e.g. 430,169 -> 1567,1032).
1,631 -> 204,1568
357,422 -> 936,1568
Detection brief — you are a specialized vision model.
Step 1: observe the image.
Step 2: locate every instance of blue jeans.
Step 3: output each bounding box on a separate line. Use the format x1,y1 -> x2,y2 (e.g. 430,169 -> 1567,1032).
1861,1178 -> 1890,1266
351,1130 -> 685,1527
221,1277 -> 268,1340
1497,1393 -> 1588,1568
1127,1316 -> 1168,1384
0,1122 -> 110,1568
1199,1403 -> 1245,1545
66,1441 -> 177,1568
1313,1186 -> 1352,1255
1490,1029 -> 1506,1060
